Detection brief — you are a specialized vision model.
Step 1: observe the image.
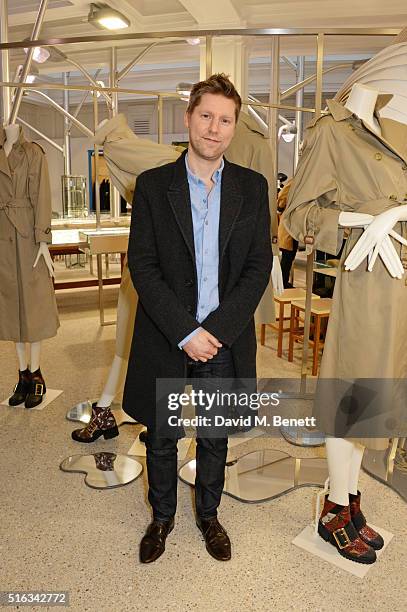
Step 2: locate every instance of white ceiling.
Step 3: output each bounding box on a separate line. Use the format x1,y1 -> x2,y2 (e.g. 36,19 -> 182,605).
3,0 -> 407,105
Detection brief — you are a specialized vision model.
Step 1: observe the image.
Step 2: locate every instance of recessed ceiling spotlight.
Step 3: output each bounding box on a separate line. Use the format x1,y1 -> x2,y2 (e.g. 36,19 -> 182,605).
186,38 -> 201,46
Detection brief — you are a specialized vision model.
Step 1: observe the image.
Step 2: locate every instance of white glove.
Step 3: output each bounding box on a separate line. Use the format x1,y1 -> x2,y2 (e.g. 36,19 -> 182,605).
339,208 -> 407,278
271,255 -> 284,295
33,242 -> 55,278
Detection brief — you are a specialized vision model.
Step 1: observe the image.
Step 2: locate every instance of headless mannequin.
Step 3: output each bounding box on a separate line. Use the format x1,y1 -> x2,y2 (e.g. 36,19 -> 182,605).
326,82 -> 407,505
4,125 -> 54,385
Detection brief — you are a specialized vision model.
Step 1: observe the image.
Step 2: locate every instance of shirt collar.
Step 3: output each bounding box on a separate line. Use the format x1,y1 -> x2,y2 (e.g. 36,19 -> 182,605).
185,152 -> 224,186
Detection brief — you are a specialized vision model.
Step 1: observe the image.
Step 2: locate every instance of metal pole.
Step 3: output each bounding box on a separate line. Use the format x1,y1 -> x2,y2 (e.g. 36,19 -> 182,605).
300,33 -> 324,389
25,89 -> 93,137
16,117 -> 64,152
63,72 -> 71,175
8,0 -> 49,124
0,0 -> 11,124
118,43 -> 158,81
294,56 -> 305,170
93,93 -> 101,229
206,35 -> 212,78
268,36 -> 280,217
49,47 -> 112,107
157,95 -> 163,144
109,47 -> 121,219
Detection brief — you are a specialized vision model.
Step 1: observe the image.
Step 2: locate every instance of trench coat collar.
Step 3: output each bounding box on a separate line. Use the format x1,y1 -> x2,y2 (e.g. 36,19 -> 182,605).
310,96 -> 407,164
167,148 -> 243,262
0,125 -> 26,179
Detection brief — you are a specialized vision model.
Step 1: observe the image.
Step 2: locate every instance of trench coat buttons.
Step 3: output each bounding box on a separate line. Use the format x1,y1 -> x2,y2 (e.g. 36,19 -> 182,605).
185,279 -> 194,287
186,305 -> 193,313
374,152 -> 383,161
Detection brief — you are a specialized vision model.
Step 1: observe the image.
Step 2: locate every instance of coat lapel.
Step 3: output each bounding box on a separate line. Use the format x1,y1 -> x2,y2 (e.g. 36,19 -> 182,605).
167,150 -> 195,262
219,158 -> 243,260
0,129 -> 12,180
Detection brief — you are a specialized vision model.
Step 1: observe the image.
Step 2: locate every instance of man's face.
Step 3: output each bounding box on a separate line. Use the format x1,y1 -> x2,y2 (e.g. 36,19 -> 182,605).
184,93 -> 237,161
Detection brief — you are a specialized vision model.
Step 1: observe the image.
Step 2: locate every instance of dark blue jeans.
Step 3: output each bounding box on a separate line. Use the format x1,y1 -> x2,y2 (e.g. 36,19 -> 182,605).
146,347 -> 234,521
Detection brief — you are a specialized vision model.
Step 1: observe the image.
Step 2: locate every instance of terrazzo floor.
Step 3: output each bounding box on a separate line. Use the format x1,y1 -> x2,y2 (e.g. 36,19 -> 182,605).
0,285 -> 406,612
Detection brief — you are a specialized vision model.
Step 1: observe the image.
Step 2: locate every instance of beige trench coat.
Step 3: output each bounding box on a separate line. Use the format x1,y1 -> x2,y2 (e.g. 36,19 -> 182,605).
94,112 -> 277,357
0,127 -> 59,342
283,98 -> 407,449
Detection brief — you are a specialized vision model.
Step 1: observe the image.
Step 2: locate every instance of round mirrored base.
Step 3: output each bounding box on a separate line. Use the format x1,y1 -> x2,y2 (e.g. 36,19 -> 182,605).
179,450 -> 328,503
280,425 -> 326,448
362,443 -> 407,503
60,453 -> 143,489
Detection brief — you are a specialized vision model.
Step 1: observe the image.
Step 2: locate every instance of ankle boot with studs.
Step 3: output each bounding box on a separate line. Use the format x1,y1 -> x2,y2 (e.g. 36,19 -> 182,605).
71,403 -> 119,443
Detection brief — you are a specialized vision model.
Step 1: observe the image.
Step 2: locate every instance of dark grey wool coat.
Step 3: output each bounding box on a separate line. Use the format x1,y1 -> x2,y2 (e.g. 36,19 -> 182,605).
122,149 -> 272,430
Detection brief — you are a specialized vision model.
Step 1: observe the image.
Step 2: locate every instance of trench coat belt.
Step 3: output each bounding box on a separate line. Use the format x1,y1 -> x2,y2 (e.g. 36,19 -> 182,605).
0,197 -> 31,237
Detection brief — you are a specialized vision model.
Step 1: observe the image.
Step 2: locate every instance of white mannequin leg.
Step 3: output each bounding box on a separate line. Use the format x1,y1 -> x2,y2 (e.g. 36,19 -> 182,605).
29,341 -> 42,372
15,343 -> 28,371
325,437 -> 355,506
97,355 -> 127,408
348,443 -> 365,495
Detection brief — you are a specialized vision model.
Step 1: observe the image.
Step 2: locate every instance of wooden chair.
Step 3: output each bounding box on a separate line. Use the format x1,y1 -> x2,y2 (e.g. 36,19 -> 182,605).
260,288 -> 320,357
288,298 -> 332,376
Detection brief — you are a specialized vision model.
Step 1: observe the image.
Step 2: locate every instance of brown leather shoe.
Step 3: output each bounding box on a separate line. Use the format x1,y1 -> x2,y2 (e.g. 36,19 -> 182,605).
140,518 -> 174,563
71,403 -> 119,443
197,517 -> 231,561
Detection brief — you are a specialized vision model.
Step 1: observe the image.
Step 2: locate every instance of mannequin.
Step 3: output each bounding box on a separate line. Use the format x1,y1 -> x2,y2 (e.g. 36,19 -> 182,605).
283,71 -> 407,562
72,110 -> 283,442
325,84 -> 407,507
1,123 -> 58,408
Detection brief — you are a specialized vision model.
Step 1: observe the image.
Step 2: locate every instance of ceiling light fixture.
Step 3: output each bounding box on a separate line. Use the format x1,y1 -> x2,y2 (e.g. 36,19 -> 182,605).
16,64 -> 39,84
23,45 -> 50,64
186,37 -> 201,46
88,3 -> 130,30
176,82 -> 193,101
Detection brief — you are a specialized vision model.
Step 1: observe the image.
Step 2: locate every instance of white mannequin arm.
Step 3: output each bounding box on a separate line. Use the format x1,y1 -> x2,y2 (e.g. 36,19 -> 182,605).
271,255 -> 284,295
338,211 -> 374,227
33,242 -> 55,278
343,206 -> 407,277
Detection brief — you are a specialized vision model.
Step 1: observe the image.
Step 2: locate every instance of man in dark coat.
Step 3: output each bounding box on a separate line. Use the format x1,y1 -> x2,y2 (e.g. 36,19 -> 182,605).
123,74 -> 272,563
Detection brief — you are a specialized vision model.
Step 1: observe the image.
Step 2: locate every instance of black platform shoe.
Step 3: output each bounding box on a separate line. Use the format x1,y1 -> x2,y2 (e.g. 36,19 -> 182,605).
9,369 -> 32,406
318,495 -> 376,564
25,368 -> 46,409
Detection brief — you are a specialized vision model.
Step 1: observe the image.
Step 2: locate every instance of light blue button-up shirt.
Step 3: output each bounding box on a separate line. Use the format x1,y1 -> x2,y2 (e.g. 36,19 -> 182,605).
179,153 -> 224,348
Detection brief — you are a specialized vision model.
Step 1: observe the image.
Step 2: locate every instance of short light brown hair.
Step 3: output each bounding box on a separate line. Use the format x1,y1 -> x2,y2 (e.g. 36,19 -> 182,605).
186,73 -> 242,122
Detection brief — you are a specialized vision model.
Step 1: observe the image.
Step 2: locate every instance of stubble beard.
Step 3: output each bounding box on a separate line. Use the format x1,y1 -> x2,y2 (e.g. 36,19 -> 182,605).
189,134 -> 226,162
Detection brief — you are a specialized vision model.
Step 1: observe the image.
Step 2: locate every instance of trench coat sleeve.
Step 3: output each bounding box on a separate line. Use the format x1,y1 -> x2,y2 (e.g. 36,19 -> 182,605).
128,173 -> 201,346
201,176 -> 272,347
282,118 -> 344,255
95,114 -> 181,204
28,144 -> 52,244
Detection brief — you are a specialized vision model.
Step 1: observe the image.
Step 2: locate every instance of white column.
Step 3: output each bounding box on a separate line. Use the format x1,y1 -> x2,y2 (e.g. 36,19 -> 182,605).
200,36 -> 249,99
